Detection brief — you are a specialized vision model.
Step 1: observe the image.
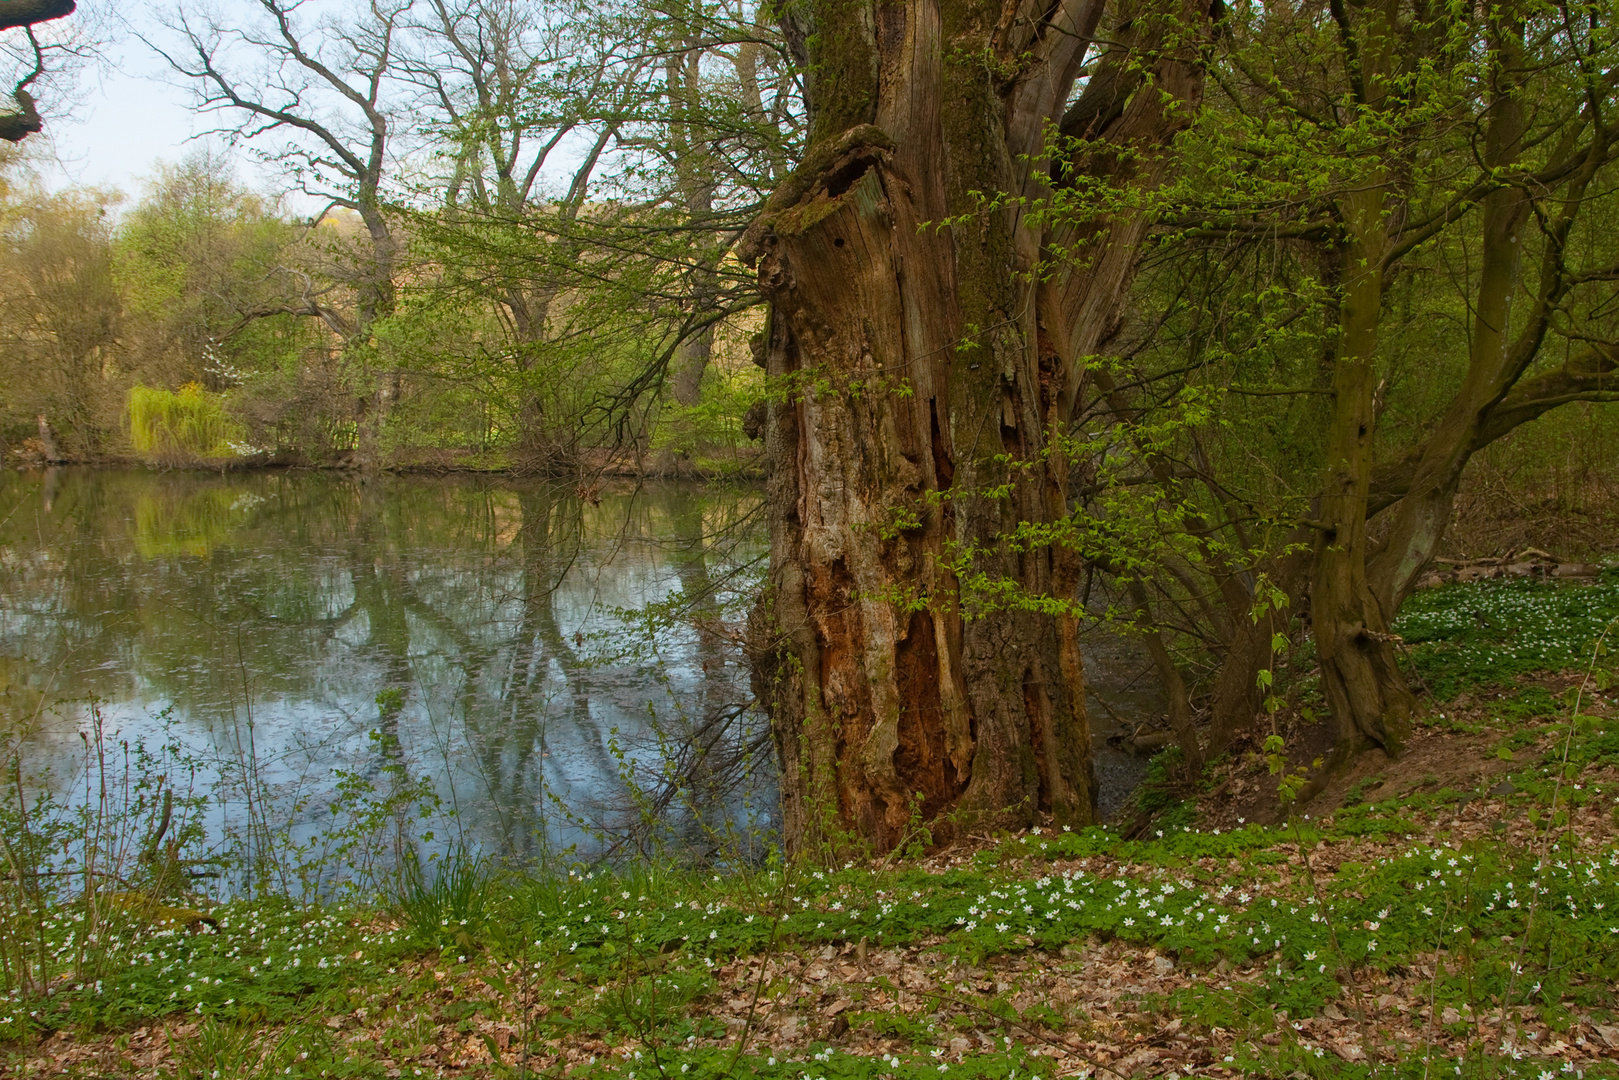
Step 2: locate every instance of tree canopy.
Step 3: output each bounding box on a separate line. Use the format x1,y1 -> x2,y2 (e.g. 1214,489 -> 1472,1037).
4,0 -> 1617,854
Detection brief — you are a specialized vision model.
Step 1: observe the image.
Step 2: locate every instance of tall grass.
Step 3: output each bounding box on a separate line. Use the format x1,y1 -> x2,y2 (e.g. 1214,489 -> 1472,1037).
128,382 -> 248,462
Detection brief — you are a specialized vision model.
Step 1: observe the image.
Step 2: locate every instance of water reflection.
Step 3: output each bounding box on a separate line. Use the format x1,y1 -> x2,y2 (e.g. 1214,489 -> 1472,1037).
0,468 -> 769,878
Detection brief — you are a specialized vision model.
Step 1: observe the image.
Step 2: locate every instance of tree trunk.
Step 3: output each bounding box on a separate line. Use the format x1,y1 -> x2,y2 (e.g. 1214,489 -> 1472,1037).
508,286 -> 581,476
1125,579 -> 1201,771
743,0 -> 1208,857
351,200 -> 399,472
746,154 -> 1093,852
35,414 -> 64,464
1366,8 -> 1597,615
1312,182 -> 1413,758
670,324 -> 715,409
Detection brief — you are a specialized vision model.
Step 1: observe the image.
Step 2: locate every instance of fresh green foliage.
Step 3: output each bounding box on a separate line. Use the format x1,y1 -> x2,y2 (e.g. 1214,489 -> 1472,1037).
4,663 -> 1619,1080
128,383 -> 250,462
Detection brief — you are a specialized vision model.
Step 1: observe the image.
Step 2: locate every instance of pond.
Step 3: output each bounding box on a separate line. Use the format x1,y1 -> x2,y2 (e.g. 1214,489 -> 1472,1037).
0,468 -> 1153,890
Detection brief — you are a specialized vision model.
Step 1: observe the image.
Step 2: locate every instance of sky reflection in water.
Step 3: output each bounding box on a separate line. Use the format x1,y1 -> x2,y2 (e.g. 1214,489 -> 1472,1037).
0,468 -> 771,880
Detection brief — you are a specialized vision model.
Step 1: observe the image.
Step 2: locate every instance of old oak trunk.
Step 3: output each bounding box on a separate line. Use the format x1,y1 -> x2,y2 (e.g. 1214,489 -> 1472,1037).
742,0 -> 1211,856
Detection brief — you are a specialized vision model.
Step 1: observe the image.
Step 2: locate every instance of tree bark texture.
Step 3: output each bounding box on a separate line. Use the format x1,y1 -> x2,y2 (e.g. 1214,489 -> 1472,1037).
743,0 -> 1210,856
1312,178 -> 1415,757
1305,0 -> 1416,758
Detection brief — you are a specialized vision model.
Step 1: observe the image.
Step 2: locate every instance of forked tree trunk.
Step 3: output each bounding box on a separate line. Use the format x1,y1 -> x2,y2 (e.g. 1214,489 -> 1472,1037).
1312,181 -> 1414,758
1365,8 -> 1606,615
1315,3 -> 1603,762
743,0 -> 1209,856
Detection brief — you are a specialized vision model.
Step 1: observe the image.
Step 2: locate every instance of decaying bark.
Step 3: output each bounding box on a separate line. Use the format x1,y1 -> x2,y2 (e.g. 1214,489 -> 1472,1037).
743,0 -> 1212,856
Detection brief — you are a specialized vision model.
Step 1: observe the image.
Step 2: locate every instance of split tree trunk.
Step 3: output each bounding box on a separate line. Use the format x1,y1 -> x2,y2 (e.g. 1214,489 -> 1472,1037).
744,0 -> 1210,856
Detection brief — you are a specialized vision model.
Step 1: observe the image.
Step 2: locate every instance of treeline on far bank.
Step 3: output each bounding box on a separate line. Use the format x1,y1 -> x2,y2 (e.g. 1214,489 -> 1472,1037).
5,144 -> 1615,545
1,0 -> 1617,575
0,149 -> 766,480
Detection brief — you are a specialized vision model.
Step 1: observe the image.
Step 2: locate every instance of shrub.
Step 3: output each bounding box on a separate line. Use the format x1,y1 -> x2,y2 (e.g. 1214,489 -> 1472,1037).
128,383 -> 249,462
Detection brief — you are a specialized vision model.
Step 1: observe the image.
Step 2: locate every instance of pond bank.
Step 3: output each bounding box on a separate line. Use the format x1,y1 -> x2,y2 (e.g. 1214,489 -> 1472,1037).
7,572 -> 1619,1079
7,445 -> 769,481
7,672 -> 1618,1078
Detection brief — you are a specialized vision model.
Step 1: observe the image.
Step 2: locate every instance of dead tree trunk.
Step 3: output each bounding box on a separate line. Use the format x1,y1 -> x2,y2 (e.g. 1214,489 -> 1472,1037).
743,0 -> 1210,857
35,415 -> 64,464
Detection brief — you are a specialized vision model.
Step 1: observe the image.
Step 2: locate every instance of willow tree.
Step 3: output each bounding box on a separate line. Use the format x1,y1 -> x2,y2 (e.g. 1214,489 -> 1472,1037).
742,0 -> 1214,855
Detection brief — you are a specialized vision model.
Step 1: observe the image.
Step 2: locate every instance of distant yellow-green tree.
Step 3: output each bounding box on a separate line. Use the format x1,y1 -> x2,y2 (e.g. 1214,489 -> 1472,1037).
0,186 -> 121,454
113,152 -> 303,393
127,383 -> 245,462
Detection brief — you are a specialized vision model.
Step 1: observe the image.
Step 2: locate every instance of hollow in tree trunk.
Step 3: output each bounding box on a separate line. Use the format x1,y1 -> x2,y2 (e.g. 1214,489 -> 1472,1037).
743,0 -> 1211,857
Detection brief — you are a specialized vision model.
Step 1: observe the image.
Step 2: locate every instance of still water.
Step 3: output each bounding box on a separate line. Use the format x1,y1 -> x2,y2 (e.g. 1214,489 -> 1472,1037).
0,468 -> 1153,882
0,468 -> 769,876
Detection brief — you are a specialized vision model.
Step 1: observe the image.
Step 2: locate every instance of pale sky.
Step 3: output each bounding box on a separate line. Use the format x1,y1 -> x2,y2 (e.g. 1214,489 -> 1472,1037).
36,7 -> 318,212
44,45 -> 229,199
30,2 -> 616,216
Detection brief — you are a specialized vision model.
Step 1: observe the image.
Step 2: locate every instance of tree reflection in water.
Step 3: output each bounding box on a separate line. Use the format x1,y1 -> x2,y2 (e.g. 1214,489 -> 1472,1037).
0,467 -> 771,883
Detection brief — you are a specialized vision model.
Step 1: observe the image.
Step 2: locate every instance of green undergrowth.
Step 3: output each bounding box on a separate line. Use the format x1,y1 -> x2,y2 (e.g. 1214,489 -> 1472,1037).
1396,569 -> 1619,699
7,765 -> 1618,1077
7,577 -> 1619,1078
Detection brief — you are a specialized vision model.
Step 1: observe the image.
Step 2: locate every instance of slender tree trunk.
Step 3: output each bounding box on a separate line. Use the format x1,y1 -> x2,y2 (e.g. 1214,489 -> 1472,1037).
353,203 -> 399,472
1204,545 -> 1312,751
1365,7 -> 1586,614
664,41 -> 720,467
1124,579 -> 1200,770
1364,186 -> 1529,614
